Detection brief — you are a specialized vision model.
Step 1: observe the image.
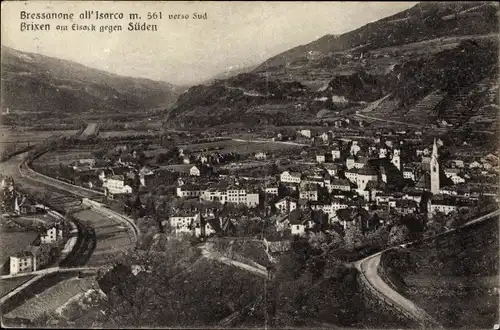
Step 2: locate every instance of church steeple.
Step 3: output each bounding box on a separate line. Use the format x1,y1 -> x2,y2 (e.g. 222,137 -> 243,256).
430,138 -> 440,194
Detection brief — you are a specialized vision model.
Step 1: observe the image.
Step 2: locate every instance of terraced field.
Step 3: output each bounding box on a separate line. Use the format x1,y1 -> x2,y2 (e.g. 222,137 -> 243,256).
4,276 -> 97,321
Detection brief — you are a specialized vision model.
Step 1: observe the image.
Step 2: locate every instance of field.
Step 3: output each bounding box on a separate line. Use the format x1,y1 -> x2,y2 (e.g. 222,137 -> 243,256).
0,276 -> 36,298
98,130 -> 160,138
4,276 -> 97,321
11,214 -> 59,230
0,230 -> 38,266
177,139 -> 302,156
33,150 -> 94,166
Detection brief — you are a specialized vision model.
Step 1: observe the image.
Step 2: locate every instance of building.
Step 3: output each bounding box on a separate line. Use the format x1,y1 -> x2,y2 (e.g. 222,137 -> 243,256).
316,154 -> 326,164
169,212 -> 200,235
429,139 -> 440,194
299,129 -> 311,138
255,152 -> 267,160
345,168 -> 358,183
391,149 -> 401,171
329,179 -> 351,192
403,167 -> 415,181
190,166 -> 201,176
416,139 -> 440,194
176,185 -> 204,198
356,166 -> 378,193
40,226 -> 63,244
265,187 -> 279,195
275,196 -> 297,214
323,163 -> 339,176
299,185 -> 318,202
280,171 -> 301,184
199,187 -> 260,207
10,252 -> 35,275
103,175 -> 133,195
331,149 -> 341,160
346,156 -> 355,170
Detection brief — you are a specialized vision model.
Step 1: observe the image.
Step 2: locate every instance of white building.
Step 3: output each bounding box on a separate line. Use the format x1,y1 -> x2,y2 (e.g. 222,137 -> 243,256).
346,156 -> 355,170
190,166 -> 201,176
356,167 -> 378,192
316,154 -> 326,164
10,252 -> 35,275
331,149 -> 341,160
275,197 -> 297,213
345,169 -> 358,183
299,129 -> 311,138
280,171 -> 301,184
169,213 -> 200,235
103,175 -> 133,195
40,226 -> 63,244
403,168 -> 415,181
299,188 -> 318,202
176,185 -> 204,198
265,187 -> 279,195
255,152 -> 267,160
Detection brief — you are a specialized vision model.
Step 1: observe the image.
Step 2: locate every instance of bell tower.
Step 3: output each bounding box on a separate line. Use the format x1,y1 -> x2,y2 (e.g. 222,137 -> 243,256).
430,139 -> 440,194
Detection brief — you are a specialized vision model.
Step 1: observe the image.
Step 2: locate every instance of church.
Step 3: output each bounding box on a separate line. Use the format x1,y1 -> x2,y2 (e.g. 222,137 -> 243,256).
415,138 -> 440,194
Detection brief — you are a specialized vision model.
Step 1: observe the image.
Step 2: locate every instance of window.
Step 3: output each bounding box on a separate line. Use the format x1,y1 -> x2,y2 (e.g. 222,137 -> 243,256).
296,225 -> 300,229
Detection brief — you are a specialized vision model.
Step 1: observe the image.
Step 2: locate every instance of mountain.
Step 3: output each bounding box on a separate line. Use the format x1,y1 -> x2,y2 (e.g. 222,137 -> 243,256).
201,64 -> 259,85
255,2 -> 499,71
1,46 -> 181,126
166,2 -> 499,129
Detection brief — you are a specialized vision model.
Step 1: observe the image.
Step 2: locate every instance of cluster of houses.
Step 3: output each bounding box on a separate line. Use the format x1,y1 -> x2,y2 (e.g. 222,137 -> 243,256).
9,224 -> 65,275
166,131 -> 496,238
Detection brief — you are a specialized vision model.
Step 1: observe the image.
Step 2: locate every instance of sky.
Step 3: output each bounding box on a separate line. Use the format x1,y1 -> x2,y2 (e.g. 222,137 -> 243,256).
2,1 -> 417,86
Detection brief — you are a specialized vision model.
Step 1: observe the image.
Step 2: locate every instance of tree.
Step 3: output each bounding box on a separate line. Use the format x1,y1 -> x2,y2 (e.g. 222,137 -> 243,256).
388,224 -> 410,246
344,225 -> 365,249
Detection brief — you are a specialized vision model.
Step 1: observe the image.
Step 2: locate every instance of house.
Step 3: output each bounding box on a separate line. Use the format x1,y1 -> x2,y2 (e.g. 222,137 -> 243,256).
280,171 -> 301,184
452,159 -> 465,168
468,160 -> 482,169
299,185 -> 318,202
323,163 -> 339,176
345,168 -> 358,183
40,226 -> 63,244
430,197 -> 472,215
288,209 -> 308,236
350,143 -> 361,156
194,216 -> 219,238
316,154 -> 326,164
169,212 -> 200,235
329,179 -> 351,192
319,132 -> 330,143
190,166 -> 201,176
394,199 -> 419,215
299,129 -> 311,138
183,156 -> 191,164
255,152 -> 267,160
103,175 -> 133,196
176,184 -> 205,198
346,156 -> 355,170
275,196 -> 297,214
379,148 -> 388,159
354,157 -> 368,169
265,186 -> 279,195
10,251 -> 35,275
331,148 -> 341,160
403,167 -> 415,181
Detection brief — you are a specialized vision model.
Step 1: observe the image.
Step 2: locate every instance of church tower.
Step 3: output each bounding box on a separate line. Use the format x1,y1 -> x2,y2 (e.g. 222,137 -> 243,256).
430,139 -> 440,194
391,148 -> 401,171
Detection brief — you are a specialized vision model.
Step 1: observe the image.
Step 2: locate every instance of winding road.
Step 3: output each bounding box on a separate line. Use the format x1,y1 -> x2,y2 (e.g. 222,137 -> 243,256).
355,209 -> 500,328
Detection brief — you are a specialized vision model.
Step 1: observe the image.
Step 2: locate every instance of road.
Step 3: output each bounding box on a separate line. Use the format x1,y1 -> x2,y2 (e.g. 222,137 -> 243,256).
231,138 -> 309,147
355,209 -> 500,327
354,112 -> 425,128
199,242 -> 267,278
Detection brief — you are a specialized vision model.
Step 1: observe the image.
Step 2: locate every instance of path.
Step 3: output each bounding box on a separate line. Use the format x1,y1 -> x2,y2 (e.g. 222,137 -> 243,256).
199,242 -> 267,278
